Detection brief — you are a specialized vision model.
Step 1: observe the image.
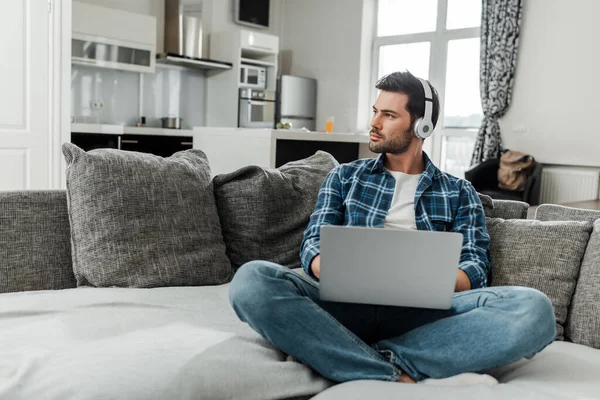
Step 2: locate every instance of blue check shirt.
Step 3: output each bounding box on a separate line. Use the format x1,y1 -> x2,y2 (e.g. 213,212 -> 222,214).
300,152 -> 491,289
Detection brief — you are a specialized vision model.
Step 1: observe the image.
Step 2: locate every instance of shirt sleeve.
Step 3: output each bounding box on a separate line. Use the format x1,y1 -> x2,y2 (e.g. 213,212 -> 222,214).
300,167 -> 345,278
452,181 -> 491,289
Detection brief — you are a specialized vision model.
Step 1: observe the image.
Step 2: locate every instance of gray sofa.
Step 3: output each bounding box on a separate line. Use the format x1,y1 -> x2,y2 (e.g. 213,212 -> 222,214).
1,150 -> 600,399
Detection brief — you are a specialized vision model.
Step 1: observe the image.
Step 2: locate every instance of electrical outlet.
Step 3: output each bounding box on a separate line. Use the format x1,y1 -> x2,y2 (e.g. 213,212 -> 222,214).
91,100 -> 104,110
512,124 -> 527,134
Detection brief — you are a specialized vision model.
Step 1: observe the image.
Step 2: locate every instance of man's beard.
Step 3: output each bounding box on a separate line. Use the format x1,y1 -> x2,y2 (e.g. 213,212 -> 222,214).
368,127 -> 413,154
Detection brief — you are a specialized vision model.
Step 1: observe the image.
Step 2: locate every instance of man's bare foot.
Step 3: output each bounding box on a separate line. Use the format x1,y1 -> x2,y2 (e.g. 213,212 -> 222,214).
396,373 -> 416,383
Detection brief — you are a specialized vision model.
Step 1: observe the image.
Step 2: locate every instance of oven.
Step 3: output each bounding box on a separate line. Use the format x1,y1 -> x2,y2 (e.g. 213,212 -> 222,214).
238,89 -> 276,128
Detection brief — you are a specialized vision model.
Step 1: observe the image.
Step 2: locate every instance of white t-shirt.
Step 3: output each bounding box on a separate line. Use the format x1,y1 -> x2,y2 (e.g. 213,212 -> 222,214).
383,170 -> 421,230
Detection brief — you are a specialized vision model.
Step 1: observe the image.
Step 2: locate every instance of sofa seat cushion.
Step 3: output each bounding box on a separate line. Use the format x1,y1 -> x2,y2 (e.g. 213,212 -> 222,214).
313,341 -> 600,400
0,283 -> 332,400
213,151 -> 338,270
62,144 -> 232,288
486,218 -> 593,340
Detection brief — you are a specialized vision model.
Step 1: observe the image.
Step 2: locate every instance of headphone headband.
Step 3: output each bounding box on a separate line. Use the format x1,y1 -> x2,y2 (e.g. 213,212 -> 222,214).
414,78 -> 434,139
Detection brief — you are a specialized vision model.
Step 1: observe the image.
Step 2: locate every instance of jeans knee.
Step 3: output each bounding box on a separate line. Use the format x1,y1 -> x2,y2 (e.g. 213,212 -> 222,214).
518,288 -> 557,344
229,260 -> 280,320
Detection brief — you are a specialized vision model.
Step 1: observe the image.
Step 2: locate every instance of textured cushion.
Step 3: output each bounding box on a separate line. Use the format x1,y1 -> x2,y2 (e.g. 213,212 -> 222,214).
0,190 -> 75,293
62,143 -> 232,288
567,220 -> 600,349
486,218 -> 592,340
534,205 -> 600,348
535,204 -> 600,224
489,199 -> 529,219
213,151 -> 339,270
478,193 -> 494,216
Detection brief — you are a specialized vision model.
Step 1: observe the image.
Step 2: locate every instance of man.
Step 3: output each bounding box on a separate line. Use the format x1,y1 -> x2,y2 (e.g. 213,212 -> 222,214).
229,71 -> 556,384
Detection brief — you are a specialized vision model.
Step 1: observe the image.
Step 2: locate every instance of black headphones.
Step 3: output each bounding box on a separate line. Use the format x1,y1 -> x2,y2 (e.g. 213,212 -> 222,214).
413,78 -> 434,139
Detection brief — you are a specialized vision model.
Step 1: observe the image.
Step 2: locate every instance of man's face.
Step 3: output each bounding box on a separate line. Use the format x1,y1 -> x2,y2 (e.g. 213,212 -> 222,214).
369,91 -> 414,154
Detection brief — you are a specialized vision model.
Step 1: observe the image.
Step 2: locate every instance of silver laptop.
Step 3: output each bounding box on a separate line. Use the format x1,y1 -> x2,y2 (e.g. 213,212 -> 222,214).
319,225 -> 464,309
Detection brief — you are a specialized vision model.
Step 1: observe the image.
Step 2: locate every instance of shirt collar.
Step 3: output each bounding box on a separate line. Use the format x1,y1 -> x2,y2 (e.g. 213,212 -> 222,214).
370,151 -> 438,181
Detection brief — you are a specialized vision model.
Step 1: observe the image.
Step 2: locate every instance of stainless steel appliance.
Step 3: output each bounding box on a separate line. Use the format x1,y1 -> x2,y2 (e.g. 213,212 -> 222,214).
240,65 -> 267,89
238,89 -> 276,128
276,75 -> 317,131
158,0 -> 232,69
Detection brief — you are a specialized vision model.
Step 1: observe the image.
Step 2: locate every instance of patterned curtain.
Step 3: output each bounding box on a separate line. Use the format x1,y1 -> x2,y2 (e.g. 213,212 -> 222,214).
471,0 -> 524,165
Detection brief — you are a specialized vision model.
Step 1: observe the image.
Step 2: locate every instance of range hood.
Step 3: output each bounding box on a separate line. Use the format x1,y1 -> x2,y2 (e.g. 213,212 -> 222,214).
157,0 -> 232,70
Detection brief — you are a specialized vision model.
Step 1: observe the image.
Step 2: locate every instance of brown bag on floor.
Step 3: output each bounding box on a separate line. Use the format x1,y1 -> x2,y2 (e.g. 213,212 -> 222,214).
498,150 -> 535,191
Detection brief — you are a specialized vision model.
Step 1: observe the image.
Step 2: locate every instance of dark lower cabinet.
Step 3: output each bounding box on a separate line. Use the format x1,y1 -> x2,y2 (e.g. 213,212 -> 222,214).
71,133 -> 119,151
119,135 -> 193,157
275,139 -> 360,167
71,133 -> 193,157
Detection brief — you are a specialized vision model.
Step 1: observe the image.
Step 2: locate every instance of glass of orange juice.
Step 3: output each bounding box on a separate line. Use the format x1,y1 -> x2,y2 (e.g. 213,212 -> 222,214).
325,116 -> 334,133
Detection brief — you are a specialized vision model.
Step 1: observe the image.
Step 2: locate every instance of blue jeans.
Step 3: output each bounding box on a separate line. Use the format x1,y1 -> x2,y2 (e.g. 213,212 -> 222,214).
229,261 -> 556,382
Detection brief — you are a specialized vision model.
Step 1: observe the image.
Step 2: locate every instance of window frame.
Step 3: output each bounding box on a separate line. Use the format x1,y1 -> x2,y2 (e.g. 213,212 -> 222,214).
370,0 -> 481,171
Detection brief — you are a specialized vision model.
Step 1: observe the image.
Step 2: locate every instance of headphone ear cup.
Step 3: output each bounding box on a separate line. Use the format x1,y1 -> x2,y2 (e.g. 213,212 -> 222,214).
413,117 -> 433,139
413,117 -> 423,139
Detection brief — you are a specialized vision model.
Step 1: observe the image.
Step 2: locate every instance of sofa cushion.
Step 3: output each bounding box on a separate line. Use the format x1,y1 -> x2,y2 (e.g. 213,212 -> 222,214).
62,143 -> 232,288
0,190 -> 75,293
534,204 -> 600,224
213,151 -> 339,270
0,284 -> 332,400
313,342 -> 600,400
488,199 -> 529,219
486,218 -> 592,340
534,205 -> 600,349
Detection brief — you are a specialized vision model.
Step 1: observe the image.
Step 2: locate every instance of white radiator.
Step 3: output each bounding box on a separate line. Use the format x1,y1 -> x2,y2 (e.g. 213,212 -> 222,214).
540,167 -> 600,204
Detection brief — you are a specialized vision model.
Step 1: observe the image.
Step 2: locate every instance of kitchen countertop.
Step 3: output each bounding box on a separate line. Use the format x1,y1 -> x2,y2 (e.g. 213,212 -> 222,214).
71,123 -> 194,137
193,127 -> 370,143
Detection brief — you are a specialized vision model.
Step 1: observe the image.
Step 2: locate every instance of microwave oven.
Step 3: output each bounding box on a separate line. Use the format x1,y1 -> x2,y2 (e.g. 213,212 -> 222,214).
240,65 -> 266,89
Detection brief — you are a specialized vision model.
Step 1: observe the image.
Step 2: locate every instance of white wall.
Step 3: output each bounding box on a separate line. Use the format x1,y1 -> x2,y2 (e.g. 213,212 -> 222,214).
279,0 -> 370,133
500,0 -> 600,167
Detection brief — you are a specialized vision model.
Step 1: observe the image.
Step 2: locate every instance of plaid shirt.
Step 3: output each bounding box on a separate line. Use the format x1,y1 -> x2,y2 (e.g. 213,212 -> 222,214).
300,152 -> 491,289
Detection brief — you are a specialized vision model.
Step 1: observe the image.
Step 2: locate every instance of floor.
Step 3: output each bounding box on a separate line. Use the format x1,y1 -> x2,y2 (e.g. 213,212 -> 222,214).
528,199 -> 600,219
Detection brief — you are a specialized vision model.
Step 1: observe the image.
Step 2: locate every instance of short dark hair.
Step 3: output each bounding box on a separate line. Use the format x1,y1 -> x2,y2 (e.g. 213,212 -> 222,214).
375,71 -> 440,130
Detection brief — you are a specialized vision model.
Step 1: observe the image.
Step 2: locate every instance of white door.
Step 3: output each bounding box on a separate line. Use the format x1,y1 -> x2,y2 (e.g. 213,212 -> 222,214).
0,0 -> 50,190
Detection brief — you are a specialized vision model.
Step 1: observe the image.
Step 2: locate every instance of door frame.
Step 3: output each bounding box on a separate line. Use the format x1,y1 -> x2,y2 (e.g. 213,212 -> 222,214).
50,0 -> 71,189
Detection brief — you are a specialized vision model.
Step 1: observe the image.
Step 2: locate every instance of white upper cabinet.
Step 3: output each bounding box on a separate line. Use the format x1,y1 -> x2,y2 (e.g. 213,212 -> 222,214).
72,2 -> 157,73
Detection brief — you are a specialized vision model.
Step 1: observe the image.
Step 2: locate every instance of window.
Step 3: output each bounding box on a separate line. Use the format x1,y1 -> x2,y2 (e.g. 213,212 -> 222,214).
373,0 -> 482,177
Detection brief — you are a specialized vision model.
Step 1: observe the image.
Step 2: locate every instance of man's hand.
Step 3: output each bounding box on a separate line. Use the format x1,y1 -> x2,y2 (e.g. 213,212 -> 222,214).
310,255 -> 321,279
455,269 -> 471,292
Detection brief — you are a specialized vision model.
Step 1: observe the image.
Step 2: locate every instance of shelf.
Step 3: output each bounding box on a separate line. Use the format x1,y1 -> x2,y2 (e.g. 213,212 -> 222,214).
240,58 -> 276,67
156,54 -> 233,71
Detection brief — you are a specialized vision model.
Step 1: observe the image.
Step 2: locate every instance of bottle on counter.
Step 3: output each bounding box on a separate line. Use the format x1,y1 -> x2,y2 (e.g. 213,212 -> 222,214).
136,116 -> 146,127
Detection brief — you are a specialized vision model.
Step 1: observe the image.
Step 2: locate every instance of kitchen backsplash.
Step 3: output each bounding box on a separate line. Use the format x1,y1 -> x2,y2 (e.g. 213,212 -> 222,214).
71,64 -> 206,128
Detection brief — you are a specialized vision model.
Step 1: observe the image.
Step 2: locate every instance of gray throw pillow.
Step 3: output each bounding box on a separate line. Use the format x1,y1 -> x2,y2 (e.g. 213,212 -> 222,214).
62,143 -> 232,288
486,218 -> 592,340
534,204 -> 600,348
567,219 -> 600,349
213,151 -> 339,270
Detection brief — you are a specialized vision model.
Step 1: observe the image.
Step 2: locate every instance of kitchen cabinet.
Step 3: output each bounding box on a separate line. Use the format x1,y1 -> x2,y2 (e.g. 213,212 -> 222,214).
71,133 -> 119,152
71,126 -> 193,158
119,135 -> 193,157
